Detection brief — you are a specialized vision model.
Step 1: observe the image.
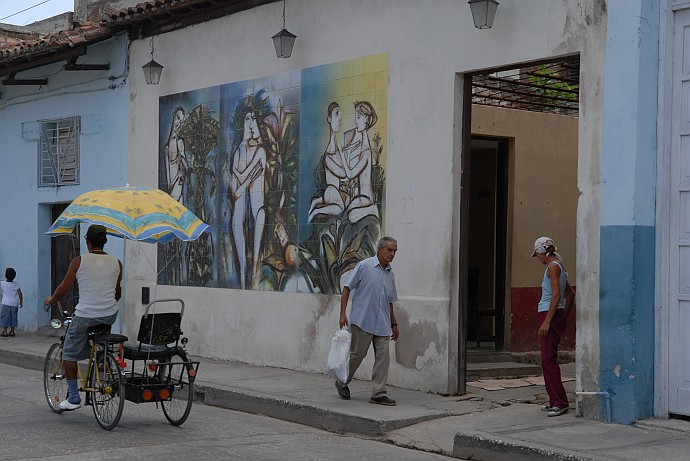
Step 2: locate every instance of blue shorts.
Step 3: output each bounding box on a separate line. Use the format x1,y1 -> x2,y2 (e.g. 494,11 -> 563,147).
63,313 -> 118,361
0,304 -> 18,328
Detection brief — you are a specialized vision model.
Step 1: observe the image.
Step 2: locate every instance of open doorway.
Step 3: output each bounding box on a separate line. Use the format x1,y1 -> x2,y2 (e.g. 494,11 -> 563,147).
460,56 -> 579,380
50,204 -> 79,317
467,136 -> 508,351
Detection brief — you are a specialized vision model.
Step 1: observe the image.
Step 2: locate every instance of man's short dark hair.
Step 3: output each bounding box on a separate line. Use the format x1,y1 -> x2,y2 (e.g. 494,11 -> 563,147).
85,225 -> 107,247
5,267 -> 15,282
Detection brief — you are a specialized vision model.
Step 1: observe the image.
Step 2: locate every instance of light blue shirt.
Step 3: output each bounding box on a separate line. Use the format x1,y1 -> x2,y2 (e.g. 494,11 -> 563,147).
537,261 -> 567,313
346,255 -> 398,336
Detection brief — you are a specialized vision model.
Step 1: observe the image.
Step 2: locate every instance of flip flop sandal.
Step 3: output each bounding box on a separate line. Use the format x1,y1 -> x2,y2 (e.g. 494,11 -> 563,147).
8,332 -> 15,337
1,333 -> 7,337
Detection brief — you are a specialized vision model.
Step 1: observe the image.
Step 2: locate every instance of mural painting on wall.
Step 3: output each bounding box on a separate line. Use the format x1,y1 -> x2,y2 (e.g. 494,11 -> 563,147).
157,54 -> 387,294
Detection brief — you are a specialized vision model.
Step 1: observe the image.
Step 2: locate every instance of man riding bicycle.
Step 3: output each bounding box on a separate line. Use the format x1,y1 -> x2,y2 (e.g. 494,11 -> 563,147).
44,224 -> 123,410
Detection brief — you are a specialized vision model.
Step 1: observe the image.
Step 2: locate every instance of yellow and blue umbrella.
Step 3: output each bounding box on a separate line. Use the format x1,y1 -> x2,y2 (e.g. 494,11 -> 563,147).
45,186 -> 209,243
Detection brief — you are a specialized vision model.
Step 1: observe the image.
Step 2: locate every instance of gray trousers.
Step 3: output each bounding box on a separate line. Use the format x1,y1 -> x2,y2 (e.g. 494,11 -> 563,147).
347,324 -> 390,398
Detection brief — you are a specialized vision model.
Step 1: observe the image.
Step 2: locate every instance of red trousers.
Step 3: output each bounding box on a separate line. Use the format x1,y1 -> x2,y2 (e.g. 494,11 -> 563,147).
539,309 -> 569,408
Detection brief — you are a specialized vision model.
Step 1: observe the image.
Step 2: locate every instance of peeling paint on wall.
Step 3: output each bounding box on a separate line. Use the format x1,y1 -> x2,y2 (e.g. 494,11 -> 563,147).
394,308 -> 442,369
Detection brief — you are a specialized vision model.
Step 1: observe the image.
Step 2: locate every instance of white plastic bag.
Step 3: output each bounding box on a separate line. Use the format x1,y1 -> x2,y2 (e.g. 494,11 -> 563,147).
327,327 -> 351,383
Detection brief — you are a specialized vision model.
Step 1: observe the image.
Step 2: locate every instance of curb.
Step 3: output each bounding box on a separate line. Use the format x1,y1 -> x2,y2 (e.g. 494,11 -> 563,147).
197,384 -> 448,436
453,433 -> 599,461
0,348 -> 46,373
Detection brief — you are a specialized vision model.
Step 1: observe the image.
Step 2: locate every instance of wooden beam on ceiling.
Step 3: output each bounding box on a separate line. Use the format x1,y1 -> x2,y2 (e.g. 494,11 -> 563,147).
63,56 -> 110,71
0,46 -> 87,77
2,72 -> 47,85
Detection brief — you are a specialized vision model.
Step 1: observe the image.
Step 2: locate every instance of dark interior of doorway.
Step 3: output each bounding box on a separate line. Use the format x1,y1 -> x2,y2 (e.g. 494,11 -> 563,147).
50,204 -> 79,316
467,136 -> 508,351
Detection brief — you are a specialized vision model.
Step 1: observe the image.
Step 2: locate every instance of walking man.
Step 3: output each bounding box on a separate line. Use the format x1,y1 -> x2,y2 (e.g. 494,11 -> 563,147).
335,236 -> 399,405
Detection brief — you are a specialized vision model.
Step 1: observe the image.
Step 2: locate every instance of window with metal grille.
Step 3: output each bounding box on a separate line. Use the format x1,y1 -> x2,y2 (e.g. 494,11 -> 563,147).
39,116 -> 80,186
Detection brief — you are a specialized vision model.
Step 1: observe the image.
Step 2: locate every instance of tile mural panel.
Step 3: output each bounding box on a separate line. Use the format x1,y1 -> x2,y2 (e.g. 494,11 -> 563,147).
157,54 -> 387,293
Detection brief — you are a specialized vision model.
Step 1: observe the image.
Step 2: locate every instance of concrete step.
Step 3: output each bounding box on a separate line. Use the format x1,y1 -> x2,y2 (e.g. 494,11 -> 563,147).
466,361 -> 542,381
467,350 -> 515,363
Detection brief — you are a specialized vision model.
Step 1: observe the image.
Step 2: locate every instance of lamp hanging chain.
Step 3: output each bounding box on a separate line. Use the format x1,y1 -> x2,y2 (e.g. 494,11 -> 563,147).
150,36 -> 155,60
282,0 -> 286,29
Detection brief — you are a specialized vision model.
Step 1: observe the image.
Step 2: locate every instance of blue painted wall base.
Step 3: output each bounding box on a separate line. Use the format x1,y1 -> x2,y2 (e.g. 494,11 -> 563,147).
599,225 -> 655,424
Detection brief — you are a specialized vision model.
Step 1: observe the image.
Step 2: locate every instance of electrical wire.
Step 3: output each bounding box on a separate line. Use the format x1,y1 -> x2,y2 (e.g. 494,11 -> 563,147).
1,0 -> 53,22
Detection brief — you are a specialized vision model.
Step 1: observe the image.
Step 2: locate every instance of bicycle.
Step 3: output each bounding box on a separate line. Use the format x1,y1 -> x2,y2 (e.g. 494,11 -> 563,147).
42,303 -> 128,430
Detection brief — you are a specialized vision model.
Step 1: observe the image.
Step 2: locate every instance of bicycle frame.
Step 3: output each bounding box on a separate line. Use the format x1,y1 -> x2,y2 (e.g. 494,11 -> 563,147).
49,324 -> 122,397
44,305 -> 127,430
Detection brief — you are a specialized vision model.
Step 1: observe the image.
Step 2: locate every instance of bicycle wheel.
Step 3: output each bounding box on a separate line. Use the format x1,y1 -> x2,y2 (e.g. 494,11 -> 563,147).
43,343 -> 67,414
89,350 -> 125,430
161,349 -> 195,426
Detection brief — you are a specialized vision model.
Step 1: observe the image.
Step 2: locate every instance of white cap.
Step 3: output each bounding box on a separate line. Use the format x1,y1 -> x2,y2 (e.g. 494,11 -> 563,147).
532,237 -> 557,257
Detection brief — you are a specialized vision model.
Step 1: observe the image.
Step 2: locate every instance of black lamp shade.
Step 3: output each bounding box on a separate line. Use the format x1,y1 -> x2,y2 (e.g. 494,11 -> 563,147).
142,59 -> 164,85
469,0 -> 499,29
272,28 -> 297,58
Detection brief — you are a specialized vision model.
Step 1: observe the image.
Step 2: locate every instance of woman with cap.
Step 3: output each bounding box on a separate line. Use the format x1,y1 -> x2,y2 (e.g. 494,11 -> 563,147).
532,237 -> 575,417
44,224 -> 123,411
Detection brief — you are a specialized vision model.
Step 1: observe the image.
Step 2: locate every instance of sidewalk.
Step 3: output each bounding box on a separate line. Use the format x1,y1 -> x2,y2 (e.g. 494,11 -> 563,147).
2,329 -> 690,460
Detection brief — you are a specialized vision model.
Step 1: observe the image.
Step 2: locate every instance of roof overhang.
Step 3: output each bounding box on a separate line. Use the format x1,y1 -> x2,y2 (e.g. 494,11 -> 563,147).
0,0 -> 280,81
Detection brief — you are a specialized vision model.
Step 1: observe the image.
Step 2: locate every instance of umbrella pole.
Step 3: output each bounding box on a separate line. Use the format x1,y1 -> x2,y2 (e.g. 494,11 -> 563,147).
119,237 -> 127,335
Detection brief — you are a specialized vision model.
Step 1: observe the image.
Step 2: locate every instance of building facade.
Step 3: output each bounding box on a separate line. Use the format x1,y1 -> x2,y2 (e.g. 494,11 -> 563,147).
2,0 -> 680,425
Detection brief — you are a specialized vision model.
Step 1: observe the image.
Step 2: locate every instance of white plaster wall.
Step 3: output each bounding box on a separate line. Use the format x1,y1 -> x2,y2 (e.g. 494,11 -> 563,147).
0,35 -> 130,331
574,2 -> 606,414
126,0 -> 604,393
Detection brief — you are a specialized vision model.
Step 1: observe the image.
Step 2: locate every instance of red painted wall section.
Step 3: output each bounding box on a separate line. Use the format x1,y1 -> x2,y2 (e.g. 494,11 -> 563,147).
510,287 -> 576,352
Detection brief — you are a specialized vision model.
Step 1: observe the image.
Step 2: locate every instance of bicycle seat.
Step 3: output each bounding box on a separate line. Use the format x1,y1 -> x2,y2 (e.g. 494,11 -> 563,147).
87,325 -> 128,344
94,333 -> 128,344
123,343 -> 178,360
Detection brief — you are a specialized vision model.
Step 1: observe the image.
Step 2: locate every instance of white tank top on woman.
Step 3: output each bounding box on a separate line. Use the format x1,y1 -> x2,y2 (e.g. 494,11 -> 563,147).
537,261 -> 567,313
75,253 -> 120,318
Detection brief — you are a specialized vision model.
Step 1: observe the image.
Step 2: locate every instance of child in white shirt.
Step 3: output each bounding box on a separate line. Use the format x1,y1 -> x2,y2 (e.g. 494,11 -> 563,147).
1,268 -> 23,337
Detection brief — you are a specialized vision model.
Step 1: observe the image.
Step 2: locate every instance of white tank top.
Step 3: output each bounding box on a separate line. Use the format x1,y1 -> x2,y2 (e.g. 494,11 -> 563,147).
75,253 -> 120,318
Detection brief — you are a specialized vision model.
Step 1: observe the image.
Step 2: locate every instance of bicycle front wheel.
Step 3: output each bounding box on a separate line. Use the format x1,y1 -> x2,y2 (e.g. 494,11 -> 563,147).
89,350 -> 125,430
161,349 -> 195,426
43,343 -> 67,414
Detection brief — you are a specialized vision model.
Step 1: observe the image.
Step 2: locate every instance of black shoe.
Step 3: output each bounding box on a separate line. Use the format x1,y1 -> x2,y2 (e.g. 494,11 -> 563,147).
369,395 -> 396,406
335,381 -> 350,400
547,406 -> 569,417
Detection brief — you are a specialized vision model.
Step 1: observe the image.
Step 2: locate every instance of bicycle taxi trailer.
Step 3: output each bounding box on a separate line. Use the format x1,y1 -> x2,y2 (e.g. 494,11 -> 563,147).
122,298 -> 200,426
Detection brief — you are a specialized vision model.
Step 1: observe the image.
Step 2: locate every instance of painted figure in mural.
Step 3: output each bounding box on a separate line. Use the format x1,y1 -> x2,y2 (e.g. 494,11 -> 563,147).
230,104 -> 267,289
335,236 -> 399,405
164,107 -> 187,202
309,102 -> 351,221
341,101 -> 380,223
531,236 -> 575,417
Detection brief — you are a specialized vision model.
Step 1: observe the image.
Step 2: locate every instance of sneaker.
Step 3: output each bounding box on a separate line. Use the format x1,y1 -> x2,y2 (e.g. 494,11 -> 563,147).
369,395 -> 396,406
541,404 -> 555,412
59,400 -> 82,411
335,381 -> 350,400
547,406 -> 569,417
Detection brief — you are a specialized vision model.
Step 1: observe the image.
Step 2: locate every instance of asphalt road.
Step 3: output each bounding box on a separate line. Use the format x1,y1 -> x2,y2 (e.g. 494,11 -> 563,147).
0,363 -> 453,460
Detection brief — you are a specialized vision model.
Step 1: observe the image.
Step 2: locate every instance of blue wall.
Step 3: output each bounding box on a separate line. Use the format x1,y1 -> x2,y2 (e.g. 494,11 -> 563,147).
0,36 -> 129,331
599,0 -> 659,423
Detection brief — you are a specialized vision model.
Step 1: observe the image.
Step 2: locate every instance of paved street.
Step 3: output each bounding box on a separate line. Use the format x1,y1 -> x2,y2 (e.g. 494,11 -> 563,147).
0,363 -> 453,461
